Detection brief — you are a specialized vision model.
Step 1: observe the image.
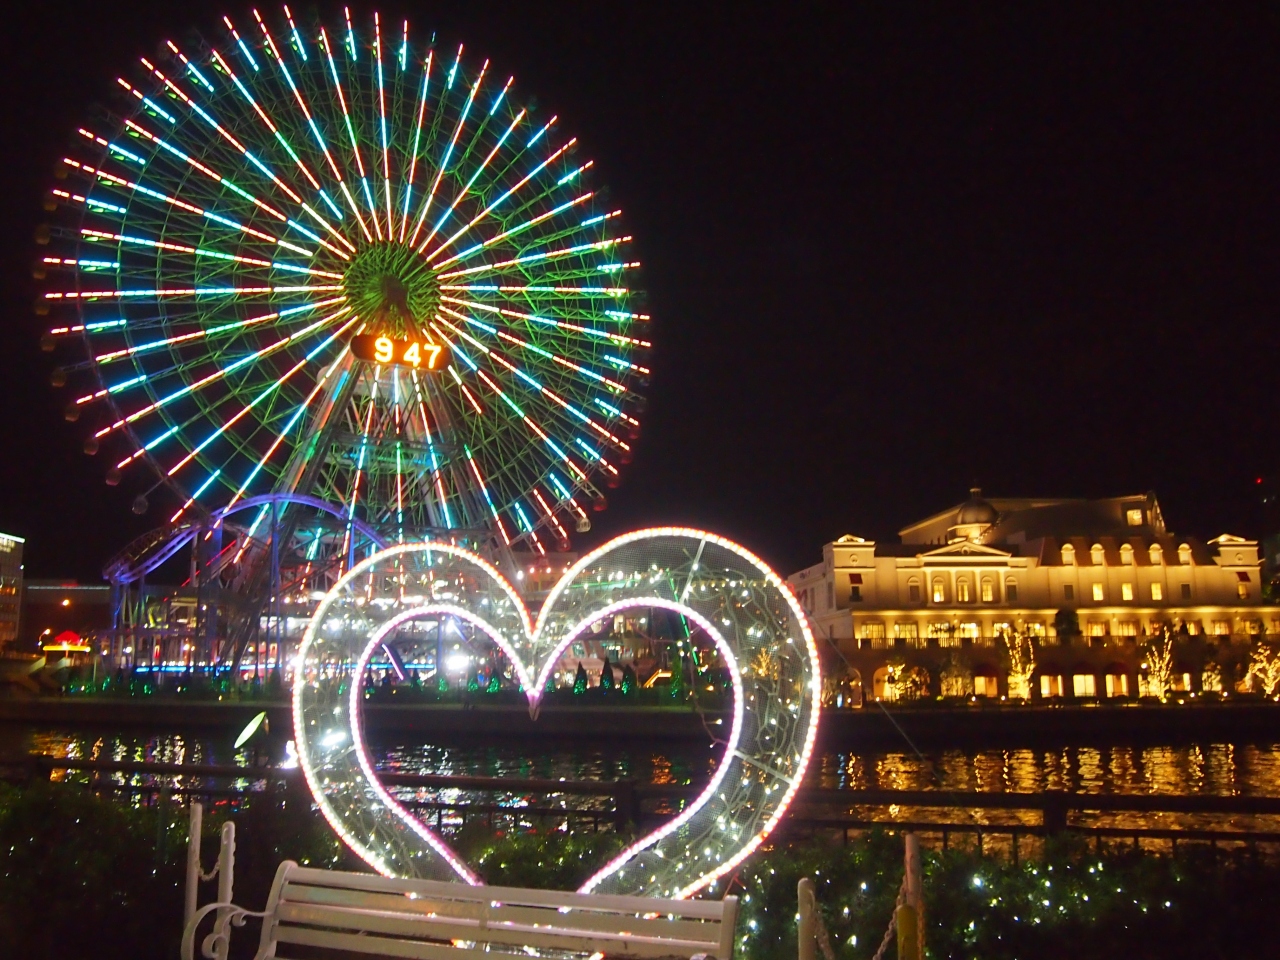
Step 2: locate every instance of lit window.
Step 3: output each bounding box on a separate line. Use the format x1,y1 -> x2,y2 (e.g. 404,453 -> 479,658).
1121,582 -> 1134,601
1239,583 -> 1250,600
1091,544 -> 1105,565
957,579 -> 972,603
1185,620 -> 1201,635
895,622 -> 919,642
981,579 -> 994,603
1025,622 -> 1047,637
1006,578 -> 1018,602
1126,508 -> 1144,526
1088,621 -> 1107,637
1116,621 -> 1137,637
974,676 -> 997,697
1040,675 -> 1064,698
1063,584 -> 1075,601
932,579 -> 946,603
1073,674 -> 1097,697
958,622 -> 980,639
1150,582 -> 1163,601
1092,582 -> 1104,602
1105,674 -> 1129,697
1211,620 -> 1231,636
859,622 -> 887,648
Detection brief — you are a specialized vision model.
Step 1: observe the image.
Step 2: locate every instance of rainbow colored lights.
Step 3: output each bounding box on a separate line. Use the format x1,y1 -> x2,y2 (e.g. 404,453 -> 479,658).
42,7 -> 646,549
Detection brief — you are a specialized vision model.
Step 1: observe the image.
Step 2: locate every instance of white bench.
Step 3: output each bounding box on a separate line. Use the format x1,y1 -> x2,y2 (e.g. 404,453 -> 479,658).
183,860 -> 739,960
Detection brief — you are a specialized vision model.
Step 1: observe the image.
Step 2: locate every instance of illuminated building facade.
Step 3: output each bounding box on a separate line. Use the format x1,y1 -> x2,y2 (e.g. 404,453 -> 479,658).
789,490 -> 1280,702
0,532 -> 23,650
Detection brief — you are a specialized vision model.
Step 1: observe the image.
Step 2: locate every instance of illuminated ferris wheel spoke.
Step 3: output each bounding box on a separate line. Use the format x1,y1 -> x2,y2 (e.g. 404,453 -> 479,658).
422,136 -> 578,261
434,235 -> 631,280
415,107 -> 526,254
163,315 -> 359,483
397,49 -> 434,242
317,28 -> 378,230
437,307 -> 627,393
440,297 -> 651,348
445,337 -> 591,485
373,14 -> 395,238
225,353 -> 350,514
60,158 -> 314,257
91,298 -> 346,366
207,42 -> 348,227
92,307 -> 350,439
427,192 -> 595,272
254,12 -> 366,231
433,312 -> 630,453
406,49 -> 488,248
136,54 -> 291,195
80,228 -> 343,280
45,8 -> 646,550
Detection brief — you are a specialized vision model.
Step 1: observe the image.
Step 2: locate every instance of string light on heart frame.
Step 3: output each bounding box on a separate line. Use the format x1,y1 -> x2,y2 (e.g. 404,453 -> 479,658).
292,527 -> 822,898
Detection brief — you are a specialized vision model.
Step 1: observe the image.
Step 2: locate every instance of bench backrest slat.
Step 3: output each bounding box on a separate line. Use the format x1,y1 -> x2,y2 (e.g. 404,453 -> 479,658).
282,882 -> 724,942
258,862 -> 737,960
285,865 -> 728,919
276,901 -> 721,958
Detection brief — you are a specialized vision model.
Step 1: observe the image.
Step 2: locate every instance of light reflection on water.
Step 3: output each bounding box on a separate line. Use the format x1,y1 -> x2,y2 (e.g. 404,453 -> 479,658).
9,728 -> 1280,834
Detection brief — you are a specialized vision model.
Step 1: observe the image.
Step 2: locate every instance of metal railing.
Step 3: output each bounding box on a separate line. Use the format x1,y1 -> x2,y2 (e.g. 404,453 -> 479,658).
14,755 -> 1280,853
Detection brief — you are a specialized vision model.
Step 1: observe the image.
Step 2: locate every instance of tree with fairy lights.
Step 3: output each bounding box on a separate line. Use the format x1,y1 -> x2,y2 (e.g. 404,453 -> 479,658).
1140,626 -> 1176,698
1001,627 -> 1036,700
1246,640 -> 1280,697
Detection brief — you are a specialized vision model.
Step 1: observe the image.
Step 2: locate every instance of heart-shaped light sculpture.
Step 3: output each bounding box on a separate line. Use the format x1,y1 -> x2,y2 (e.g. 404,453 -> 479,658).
292,527 -> 821,898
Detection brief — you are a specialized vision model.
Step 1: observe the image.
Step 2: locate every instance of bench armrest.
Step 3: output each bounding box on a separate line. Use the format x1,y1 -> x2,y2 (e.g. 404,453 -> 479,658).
180,900 -> 269,960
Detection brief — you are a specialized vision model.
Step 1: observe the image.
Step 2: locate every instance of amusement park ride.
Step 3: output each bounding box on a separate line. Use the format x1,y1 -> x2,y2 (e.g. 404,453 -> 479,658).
35,11 -> 823,900
38,8 -> 650,679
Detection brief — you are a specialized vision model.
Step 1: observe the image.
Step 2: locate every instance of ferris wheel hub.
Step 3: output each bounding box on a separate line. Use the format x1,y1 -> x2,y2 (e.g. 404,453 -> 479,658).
343,241 -> 439,338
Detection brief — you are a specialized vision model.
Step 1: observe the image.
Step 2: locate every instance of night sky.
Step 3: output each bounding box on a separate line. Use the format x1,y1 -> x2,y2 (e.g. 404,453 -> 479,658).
2,3 -> 1279,581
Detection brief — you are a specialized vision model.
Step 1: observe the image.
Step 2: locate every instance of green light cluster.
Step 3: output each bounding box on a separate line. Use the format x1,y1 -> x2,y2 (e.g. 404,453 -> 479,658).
342,242 -> 439,337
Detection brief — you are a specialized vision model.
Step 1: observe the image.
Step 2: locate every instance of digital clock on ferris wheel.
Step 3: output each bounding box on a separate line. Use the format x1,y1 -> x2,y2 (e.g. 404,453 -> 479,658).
349,333 -> 449,371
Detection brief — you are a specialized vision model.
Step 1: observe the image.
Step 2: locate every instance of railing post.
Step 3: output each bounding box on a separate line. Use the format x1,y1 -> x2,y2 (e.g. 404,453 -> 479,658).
896,832 -> 923,960
209,820 -> 237,960
1043,790 -> 1068,833
184,801 -> 203,930
797,877 -> 816,960
614,779 -> 639,830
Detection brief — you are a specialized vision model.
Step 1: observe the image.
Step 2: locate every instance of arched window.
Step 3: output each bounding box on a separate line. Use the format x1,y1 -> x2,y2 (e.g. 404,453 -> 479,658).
1120,544 -> 1134,565
907,577 -> 921,603
1061,544 -> 1076,565
932,578 -> 946,603
980,578 -> 995,603
1005,577 -> 1019,602
1091,543 -> 1105,565
1178,543 -> 1193,565
957,578 -> 972,603
1149,543 -> 1163,565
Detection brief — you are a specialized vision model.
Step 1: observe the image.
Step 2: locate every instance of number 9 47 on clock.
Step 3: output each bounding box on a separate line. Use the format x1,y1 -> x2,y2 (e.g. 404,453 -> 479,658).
350,333 -> 449,370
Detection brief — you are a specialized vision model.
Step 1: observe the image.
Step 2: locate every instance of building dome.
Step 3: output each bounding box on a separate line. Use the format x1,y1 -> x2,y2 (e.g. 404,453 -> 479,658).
955,487 -> 998,526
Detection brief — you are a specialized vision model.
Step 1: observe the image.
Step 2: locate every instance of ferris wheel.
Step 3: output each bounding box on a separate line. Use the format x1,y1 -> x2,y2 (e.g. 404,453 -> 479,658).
40,7 -> 648,558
